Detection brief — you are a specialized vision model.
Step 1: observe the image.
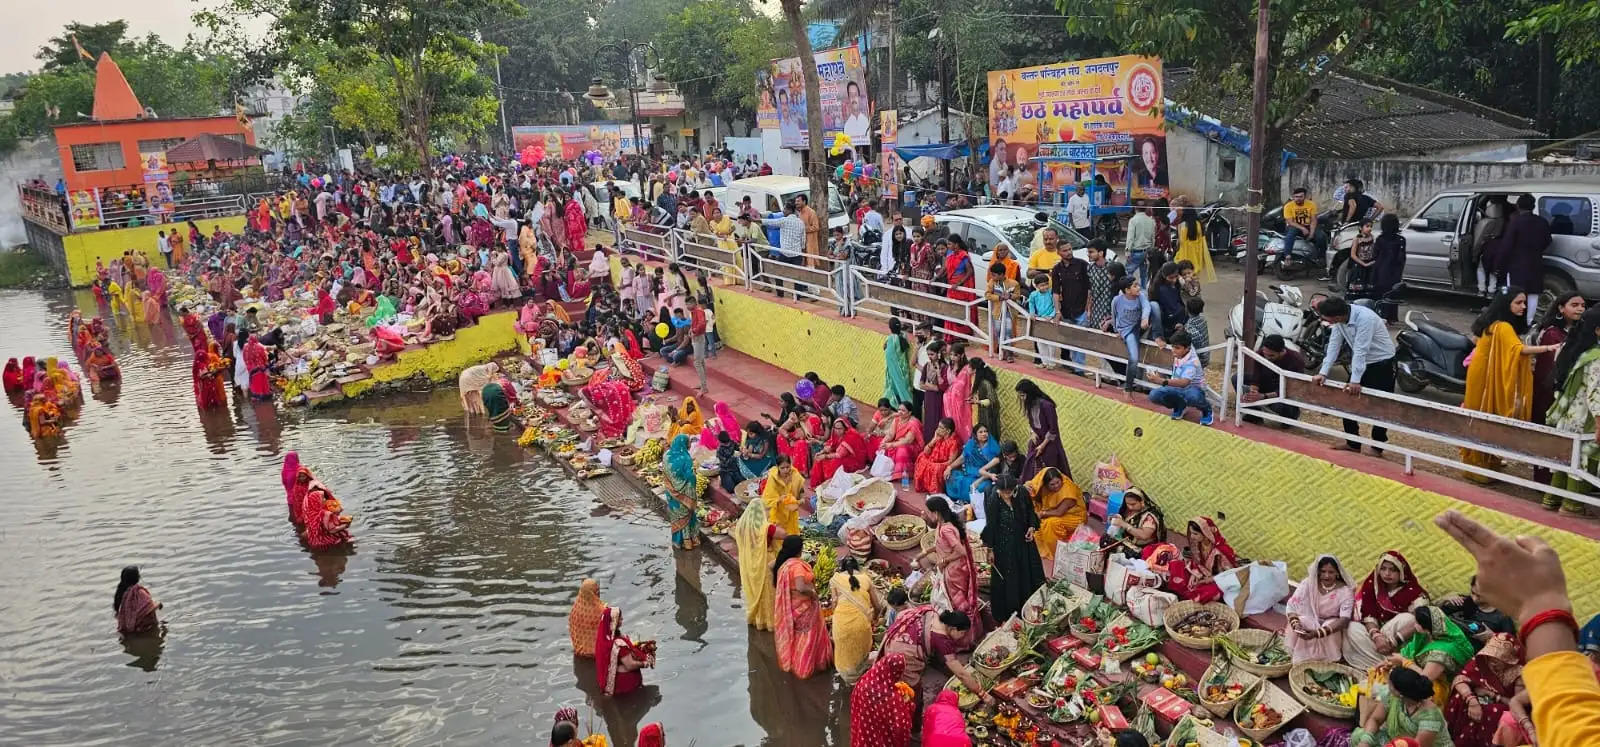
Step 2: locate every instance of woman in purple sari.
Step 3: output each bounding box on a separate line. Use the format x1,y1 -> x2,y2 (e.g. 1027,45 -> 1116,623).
1015,379 -> 1070,481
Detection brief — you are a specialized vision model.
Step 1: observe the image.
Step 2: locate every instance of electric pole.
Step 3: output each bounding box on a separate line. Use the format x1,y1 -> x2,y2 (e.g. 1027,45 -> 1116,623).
1241,0 -> 1270,345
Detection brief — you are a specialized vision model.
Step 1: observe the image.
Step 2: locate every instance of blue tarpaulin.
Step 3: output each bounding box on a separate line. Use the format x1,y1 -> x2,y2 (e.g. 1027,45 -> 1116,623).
894,142 -> 991,162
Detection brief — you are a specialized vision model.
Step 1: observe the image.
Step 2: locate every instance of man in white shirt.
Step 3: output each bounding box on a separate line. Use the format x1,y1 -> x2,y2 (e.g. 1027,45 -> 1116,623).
843,81 -> 871,143
860,200 -> 885,242
998,169 -> 1018,204
760,202 -> 809,299
1066,186 -> 1092,237
156,230 -> 173,268
1311,296 -> 1397,454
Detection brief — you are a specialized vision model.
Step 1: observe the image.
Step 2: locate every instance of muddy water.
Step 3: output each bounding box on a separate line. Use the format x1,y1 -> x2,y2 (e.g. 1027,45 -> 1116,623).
0,290 -> 846,746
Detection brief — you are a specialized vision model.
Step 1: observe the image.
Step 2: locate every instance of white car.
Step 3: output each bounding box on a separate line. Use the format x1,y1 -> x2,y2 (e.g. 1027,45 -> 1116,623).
721,175 -> 850,232
929,207 -> 1111,291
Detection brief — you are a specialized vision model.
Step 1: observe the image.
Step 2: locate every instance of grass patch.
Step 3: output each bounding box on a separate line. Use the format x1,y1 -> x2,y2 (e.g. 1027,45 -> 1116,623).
0,247 -> 56,288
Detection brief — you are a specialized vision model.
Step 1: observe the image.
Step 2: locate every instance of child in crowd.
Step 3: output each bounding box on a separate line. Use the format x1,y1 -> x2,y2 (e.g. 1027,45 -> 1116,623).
1146,331 -> 1212,425
1182,297 -> 1210,366
1176,259 -> 1202,307
885,587 -> 910,627
1025,273 -> 1058,368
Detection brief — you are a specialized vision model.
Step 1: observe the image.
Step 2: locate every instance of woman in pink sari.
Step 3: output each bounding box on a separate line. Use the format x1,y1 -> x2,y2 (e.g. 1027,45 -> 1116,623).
114,566 -> 161,635
917,496 -> 983,648
942,357 -> 975,442
147,268 -> 169,306
1283,554 -> 1355,663
595,606 -> 653,696
563,194 -> 587,252
879,402 -> 924,481
583,371 -> 636,439
772,535 -> 833,679
699,400 -> 741,450
243,335 -> 272,401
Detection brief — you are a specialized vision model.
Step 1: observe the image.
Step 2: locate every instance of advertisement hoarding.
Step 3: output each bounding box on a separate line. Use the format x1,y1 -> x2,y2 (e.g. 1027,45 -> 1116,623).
511,124 -> 652,160
987,55 -> 1168,203
756,46 -> 871,152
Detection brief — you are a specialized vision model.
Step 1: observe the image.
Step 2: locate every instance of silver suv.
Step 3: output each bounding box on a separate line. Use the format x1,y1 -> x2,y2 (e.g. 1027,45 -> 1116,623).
1326,176 -> 1600,304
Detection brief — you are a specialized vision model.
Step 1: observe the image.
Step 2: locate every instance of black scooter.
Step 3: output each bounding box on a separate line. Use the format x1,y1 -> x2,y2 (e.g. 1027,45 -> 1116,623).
1394,309 -> 1471,395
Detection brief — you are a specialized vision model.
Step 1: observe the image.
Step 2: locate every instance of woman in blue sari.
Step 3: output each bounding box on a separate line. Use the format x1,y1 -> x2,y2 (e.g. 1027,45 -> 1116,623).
663,434 -> 701,549
883,317 -> 914,408
944,424 -> 999,505
738,421 -> 778,480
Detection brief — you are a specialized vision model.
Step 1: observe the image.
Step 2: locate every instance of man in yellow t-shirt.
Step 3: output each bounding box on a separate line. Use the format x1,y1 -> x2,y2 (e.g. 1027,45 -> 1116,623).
1027,223 -> 1062,277
1283,187 -> 1317,248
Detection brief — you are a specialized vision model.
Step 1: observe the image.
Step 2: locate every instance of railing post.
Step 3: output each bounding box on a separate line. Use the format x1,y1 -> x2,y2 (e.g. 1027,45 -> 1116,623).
1233,339 -> 1246,427
1218,339 -> 1234,422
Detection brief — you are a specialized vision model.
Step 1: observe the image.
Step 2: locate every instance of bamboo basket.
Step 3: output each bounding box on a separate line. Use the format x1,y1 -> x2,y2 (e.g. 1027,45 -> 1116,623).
1288,661 -> 1362,719
1232,679 -> 1305,742
1196,651 -> 1262,718
1100,617 -> 1165,663
731,477 -> 763,506
843,480 -> 897,515
875,515 -> 928,551
1164,601 -> 1240,649
969,627 -> 1023,679
1226,628 -> 1293,678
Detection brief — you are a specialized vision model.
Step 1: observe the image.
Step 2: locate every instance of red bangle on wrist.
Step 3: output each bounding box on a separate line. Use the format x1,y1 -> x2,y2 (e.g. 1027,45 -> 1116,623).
1518,608 -> 1579,644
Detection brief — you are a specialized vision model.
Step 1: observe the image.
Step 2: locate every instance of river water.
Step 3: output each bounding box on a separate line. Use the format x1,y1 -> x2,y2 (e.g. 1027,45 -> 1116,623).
0,290 -> 845,746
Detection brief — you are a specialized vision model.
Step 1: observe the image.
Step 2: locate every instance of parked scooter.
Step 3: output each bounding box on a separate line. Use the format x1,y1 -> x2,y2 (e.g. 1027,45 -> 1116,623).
1198,196 -> 1233,258
1227,284 -> 1310,353
1394,308 -> 1471,395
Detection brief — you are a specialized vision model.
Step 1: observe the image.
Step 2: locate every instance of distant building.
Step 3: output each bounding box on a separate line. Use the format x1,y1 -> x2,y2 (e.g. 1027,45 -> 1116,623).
242,79 -> 306,169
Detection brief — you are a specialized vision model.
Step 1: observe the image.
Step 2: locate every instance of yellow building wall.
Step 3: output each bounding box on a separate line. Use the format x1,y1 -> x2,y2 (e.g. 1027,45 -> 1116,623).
714,290 -> 1600,617
339,311 -> 520,400
60,217 -> 248,287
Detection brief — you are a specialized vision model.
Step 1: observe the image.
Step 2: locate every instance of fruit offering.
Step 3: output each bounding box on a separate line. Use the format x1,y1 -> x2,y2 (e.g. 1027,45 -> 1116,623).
1172,609 -> 1235,638
1204,683 -> 1246,704
1240,702 -> 1283,730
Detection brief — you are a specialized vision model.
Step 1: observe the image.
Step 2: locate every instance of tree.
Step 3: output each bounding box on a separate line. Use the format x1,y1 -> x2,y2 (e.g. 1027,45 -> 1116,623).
656,0 -> 785,121
1065,0 -> 1452,204
483,0 -> 607,128
199,0 -> 520,161
777,0 -> 830,214
1509,0 -> 1600,68
35,21 -> 131,72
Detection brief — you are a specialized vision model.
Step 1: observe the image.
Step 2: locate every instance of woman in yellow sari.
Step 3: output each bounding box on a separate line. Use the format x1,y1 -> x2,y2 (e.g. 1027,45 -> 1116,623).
107,282 -> 128,316
829,556 -> 884,683
1024,466 -> 1086,568
665,396 -> 705,444
46,358 -> 80,406
760,453 -> 806,537
127,288 -> 147,323
1461,287 -> 1562,478
709,207 -> 737,251
733,491 -> 783,630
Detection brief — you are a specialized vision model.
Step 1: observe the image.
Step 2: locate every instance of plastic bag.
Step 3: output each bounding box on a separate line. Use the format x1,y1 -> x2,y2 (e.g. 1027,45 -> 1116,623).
1126,586 -> 1177,627
1214,561 -> 1291,616
1089,455 -> 1133,497
1281,728 -> 1316,747
1052,525 -> 1104,586
869,450 -> 894,479
1105,555 -> 1162,606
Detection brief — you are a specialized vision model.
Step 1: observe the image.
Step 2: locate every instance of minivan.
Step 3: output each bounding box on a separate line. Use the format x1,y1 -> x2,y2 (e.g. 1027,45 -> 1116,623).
720,175 -> 850,232
1326,177 -> 1600,305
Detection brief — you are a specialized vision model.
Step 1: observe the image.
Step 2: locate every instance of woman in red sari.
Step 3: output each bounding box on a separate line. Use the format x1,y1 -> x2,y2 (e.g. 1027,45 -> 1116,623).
1344,551 -> 1431,671
563,193 -> 587,253
3,358 -> 22,394
776,417 -> 813,476
918,495 -> 983,648
1444,634 -> 1530,747
879,402 -> 924,481
943,235 -> 978,337
772,535 -> 832,679
243,335 -> 272,401
301,482 -> 352,549
607,341 -> 646,392
1166,517 -> 1238,603
850,653 -> 915,747
582,371 -> 636,439
193,342 -> 229,409
912,417 -> 963,493
810,417 -> 870,486
595,606 -> 653,696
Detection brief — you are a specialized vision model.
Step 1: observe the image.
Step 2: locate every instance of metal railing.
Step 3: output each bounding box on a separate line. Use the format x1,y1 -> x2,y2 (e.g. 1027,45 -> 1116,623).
17,174 -> 292,233
611,224 -> 1600,503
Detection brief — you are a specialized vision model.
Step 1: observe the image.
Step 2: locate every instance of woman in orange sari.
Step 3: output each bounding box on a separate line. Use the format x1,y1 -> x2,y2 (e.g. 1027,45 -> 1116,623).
912,417 -> 963,493
193,342 -> 229,409
303,485 -> 353,550
26,393 -> 63,438
568,578 -> 606,657
1460,287 -> 1560,478
1024,466 -> 1085,569
880,401 -> 924,482
772,535 -> 832,679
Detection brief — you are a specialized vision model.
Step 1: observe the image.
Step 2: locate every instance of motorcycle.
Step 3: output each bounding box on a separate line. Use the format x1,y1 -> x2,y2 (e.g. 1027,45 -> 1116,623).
1394,308 -> 1471,395
1227,284 -> 1311,354
1198,196 -> 1233,258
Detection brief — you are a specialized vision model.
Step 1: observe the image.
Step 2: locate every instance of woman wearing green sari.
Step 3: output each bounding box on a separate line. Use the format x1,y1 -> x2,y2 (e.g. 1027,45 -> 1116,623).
365,294 -> 398,327
1543,305 -> 1600,514
1397,605 -> 1477,704
663,435 -> 701,549
733,491 -> 783,631
883,318 -> 914,408
482,380 -> 516,432
1352,666 -> 1455,747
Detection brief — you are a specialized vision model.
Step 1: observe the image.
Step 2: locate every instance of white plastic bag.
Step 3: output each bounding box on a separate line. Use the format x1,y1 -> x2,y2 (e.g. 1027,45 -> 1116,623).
1104,555 -> 1161,606
1126,586 -> 1177,627
1214,561 -> 1291,616
869,450 -> 894,479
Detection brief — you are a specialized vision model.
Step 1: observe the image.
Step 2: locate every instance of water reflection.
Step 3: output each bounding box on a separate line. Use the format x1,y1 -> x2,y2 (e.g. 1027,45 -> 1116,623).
0,289 -> 840,746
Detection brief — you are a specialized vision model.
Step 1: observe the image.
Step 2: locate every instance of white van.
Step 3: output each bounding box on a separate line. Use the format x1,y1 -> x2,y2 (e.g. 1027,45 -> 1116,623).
720,175 -> 850,232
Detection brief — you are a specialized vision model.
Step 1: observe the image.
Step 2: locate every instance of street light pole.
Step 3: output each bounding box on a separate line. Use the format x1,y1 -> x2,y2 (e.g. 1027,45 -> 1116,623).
591,39 -> 660,161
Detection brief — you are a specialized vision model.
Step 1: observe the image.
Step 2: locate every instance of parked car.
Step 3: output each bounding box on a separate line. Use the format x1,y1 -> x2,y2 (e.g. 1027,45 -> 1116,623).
720,175 -> 849,232
929,206 -> 1114,292
1323,177 -> 1600,307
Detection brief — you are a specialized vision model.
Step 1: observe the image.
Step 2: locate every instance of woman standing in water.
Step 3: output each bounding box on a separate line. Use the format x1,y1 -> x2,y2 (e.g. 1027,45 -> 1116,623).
114,566 -> 161,635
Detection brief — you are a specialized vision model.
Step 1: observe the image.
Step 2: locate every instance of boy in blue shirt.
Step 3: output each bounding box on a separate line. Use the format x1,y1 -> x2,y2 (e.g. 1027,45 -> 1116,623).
1025,273 -> 1058,368
1147,331 -> 1213,425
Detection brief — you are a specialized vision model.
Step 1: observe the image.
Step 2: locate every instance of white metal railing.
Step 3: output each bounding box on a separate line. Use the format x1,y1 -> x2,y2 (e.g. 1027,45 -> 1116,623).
849,268 -> 992,348
674,230 -> 748,286
619,225 -> 676,265
744,245 -> 852,310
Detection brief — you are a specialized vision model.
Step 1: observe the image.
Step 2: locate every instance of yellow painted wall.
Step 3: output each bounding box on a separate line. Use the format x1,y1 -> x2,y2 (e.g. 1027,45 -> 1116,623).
60,217 -> 248,287
714,290 -> 1600,617
339,310 -> 520,400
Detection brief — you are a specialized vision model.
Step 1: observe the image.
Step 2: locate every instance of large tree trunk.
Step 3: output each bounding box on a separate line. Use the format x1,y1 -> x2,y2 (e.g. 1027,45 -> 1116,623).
781,0 -> 829,214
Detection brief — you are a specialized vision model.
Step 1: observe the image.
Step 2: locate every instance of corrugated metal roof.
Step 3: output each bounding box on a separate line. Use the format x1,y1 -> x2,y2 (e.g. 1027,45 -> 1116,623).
1166,68 -> 1543,159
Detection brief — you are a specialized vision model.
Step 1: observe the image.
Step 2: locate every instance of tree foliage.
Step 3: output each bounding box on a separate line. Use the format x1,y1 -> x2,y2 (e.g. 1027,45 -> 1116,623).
656,0 -> 786,119
1509,0 -> 1600,68
35,21 -> 133,72
483,0 -> 607,128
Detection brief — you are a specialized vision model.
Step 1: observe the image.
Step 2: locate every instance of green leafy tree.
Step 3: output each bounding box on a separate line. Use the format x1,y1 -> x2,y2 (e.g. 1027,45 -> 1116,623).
199,0 -> 520,160
1065,0 -> 1451,203
35,20 -> 132,72
656,0 -> 785,121
482,0 -> 606,128
1509,0 -> 1600,67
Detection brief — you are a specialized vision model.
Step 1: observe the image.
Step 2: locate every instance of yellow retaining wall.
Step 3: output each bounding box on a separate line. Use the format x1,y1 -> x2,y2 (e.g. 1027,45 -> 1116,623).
60,217 -> 249,287
714,290 -> 1600,616
338,310 -> 520,400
